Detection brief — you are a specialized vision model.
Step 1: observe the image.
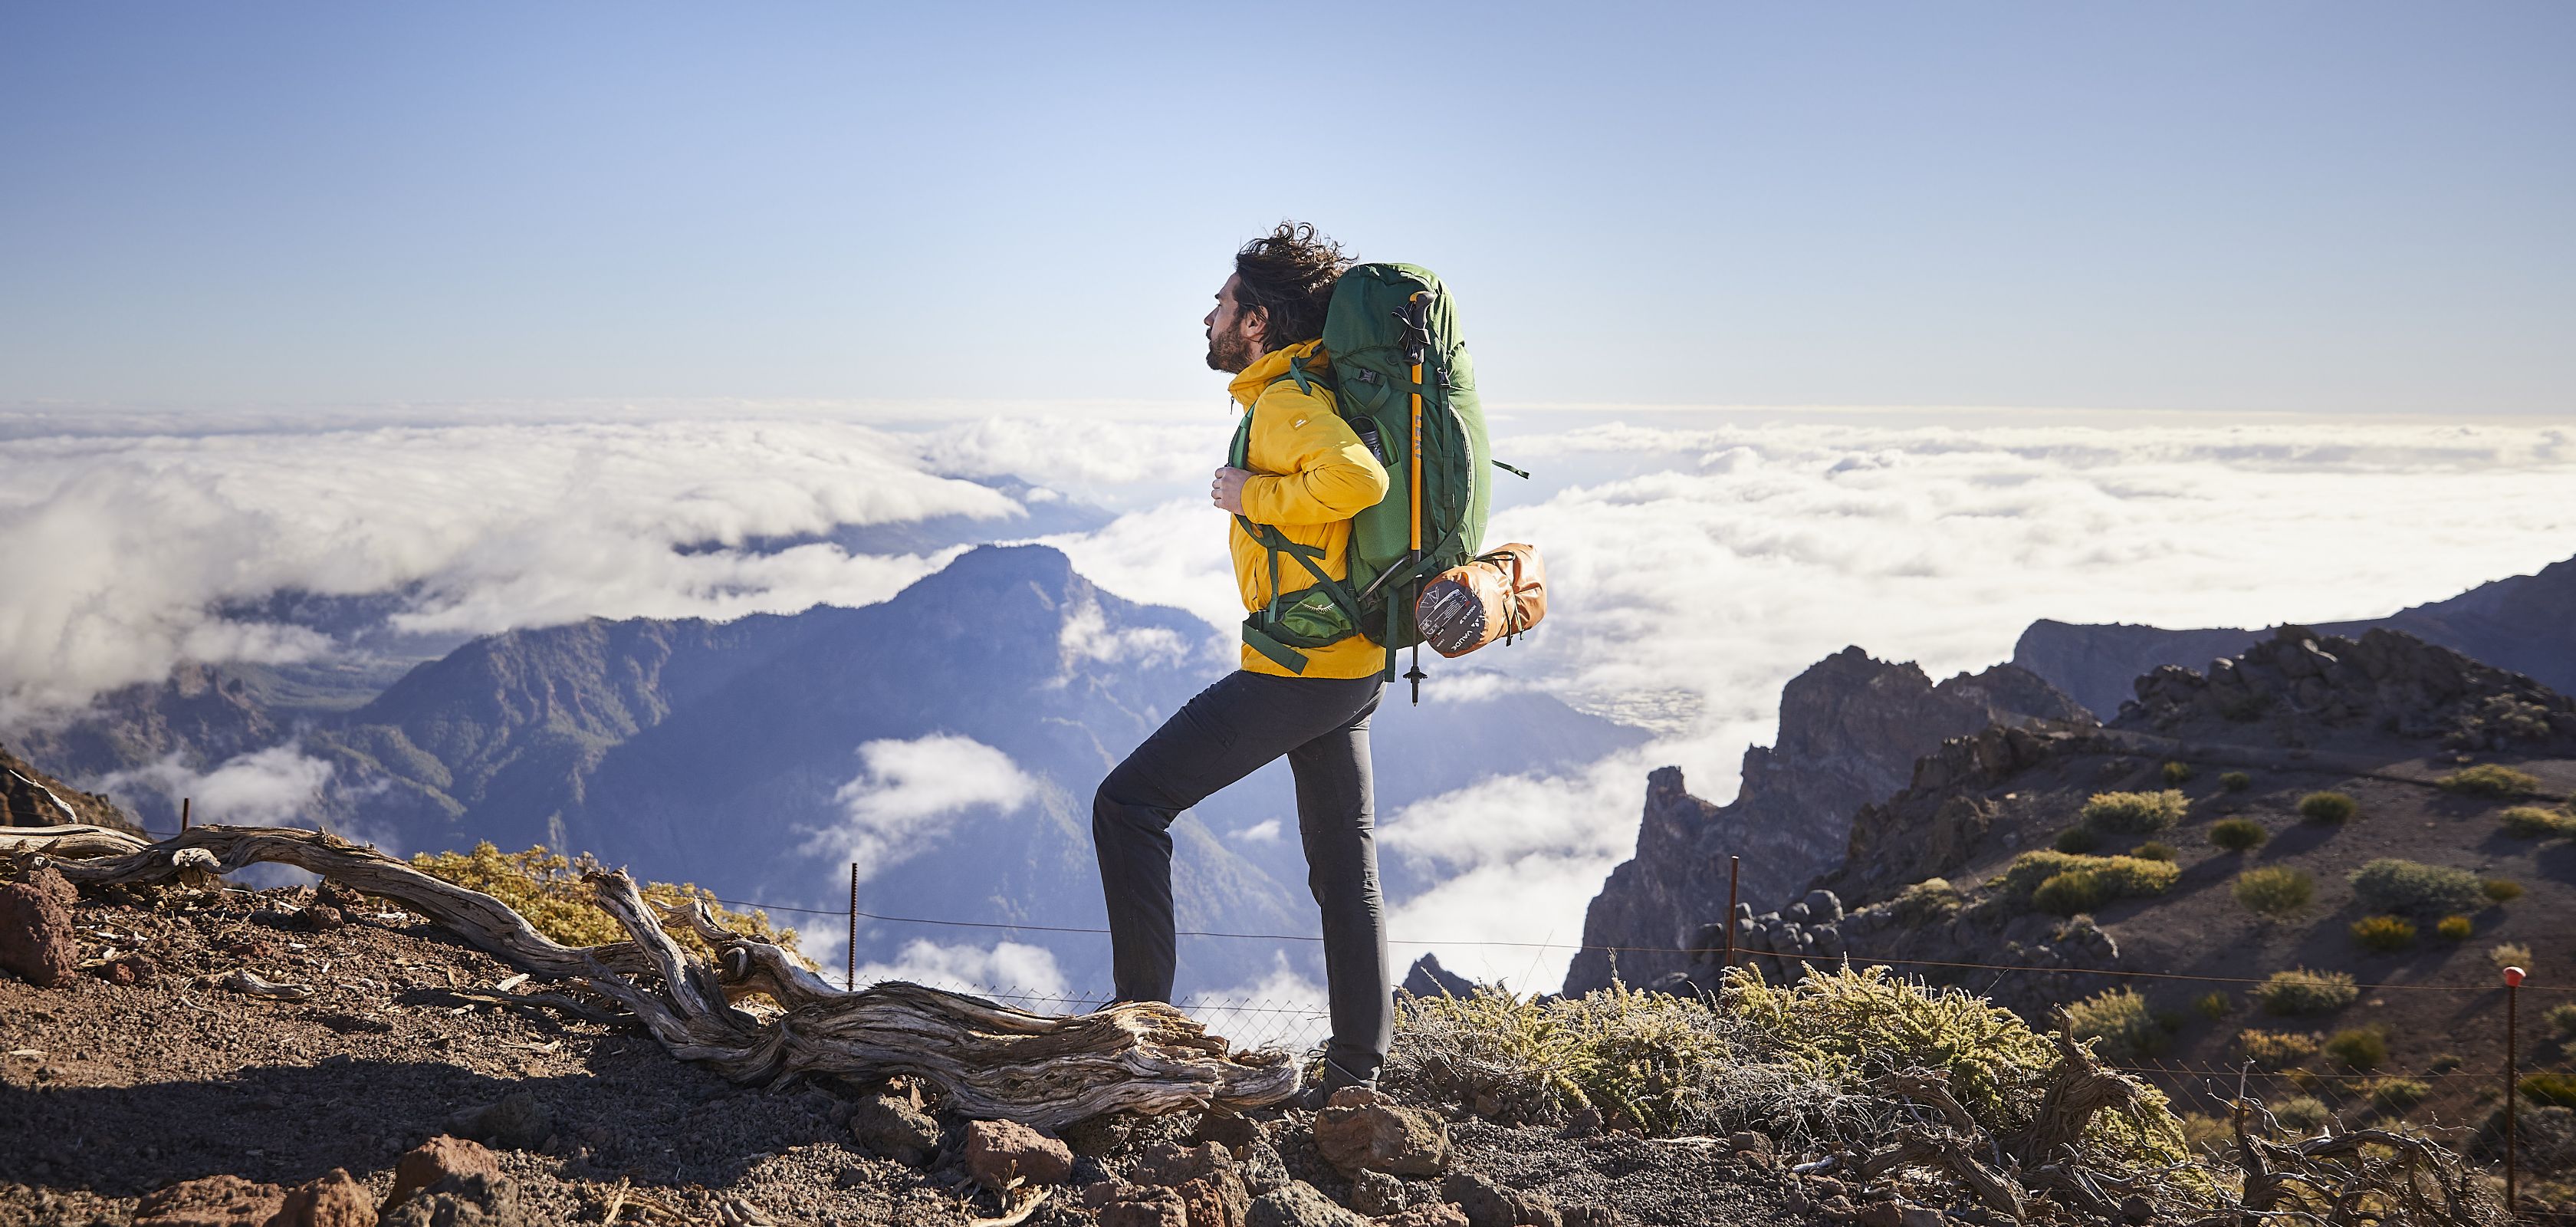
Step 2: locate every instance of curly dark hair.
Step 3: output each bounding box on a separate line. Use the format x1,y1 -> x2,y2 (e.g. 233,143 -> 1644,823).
1233,221 -> 1349,352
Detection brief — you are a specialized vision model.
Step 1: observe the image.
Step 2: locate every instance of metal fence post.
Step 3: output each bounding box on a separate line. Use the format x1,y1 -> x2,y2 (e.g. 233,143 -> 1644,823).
1723,854 -> 1740,969
2503,963 -> 2524,1216
180,797 -> 191,832
847,862 -> 859,992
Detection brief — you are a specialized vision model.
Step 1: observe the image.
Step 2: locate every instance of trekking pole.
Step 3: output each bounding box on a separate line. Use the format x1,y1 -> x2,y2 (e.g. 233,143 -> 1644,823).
1402,292 -> 1431,705
2505,963 -> 2524,1215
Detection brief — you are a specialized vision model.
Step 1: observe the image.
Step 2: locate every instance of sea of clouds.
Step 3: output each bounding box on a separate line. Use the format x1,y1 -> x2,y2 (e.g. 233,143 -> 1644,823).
4,406 -> 2571,1005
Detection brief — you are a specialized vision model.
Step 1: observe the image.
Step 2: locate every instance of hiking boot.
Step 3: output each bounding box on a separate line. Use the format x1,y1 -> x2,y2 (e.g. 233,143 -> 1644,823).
1293,1058 -> 1377,1110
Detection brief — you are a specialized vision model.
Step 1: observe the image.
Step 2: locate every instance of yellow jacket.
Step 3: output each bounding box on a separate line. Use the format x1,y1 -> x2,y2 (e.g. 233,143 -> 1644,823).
1227,340 -> 1391,679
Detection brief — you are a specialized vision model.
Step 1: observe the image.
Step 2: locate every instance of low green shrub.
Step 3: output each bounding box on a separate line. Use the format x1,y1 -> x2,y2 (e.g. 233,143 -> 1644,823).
2163,761 -> 2196,785
412,841 -> 810,966
2368,1078 -> 2430,1112
2545,1002 -> 2576,1039
2499,805 -> 2576,838
2482,877 -> 2524,903
2067,987 -> 2166,1061
2208,817 -> 2267,851
2193,992 -> 2233,1020
2272,1096 -> 2333,1132
2237,1028 -> 2319,1068
2130,841 -> 2177,862
2490,942 -> 2534,970
2438,764 -> 2542,798
2220,771 -> 2252,793
2083,789 -> 2190,834
2435,915 -> 2474,941
2348,914 -> 2417,952
2233,867 -> 2315,916
2033,870 -> 2112,916
2428,1052 -> 2463,1073
2256,969 -> 2358,1016
2055,825 -> 2103,854
2298,791 -> 2358,823
2348,858 -> 2483,917
1892,877 -> 1965,924
2522,1072 -> 2576,1108
2323,1026 -> 2388,1070
1997,850 -> 2181,903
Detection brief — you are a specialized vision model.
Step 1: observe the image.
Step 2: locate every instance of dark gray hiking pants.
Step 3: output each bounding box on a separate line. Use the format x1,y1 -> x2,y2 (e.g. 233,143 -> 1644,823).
1092,669 -> 1391,1079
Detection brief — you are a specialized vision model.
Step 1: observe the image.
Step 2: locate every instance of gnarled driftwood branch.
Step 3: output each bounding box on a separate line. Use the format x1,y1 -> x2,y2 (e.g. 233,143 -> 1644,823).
13,823 -> 1296,1129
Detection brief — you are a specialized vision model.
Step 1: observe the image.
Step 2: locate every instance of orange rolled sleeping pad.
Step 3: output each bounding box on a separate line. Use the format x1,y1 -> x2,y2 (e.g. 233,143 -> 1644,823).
1412,544 -> 1549,659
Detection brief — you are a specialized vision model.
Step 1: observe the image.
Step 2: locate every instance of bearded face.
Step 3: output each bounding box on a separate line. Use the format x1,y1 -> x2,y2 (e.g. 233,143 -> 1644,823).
1203,274 -> 1265,373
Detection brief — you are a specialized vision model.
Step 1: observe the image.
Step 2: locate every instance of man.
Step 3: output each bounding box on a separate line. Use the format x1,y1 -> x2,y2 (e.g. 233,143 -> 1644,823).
1093,221 -> 1392,1107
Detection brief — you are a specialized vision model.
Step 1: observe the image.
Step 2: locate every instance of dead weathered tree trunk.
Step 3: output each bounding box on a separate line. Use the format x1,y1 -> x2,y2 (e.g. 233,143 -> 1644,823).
5,823 -> 1295,1130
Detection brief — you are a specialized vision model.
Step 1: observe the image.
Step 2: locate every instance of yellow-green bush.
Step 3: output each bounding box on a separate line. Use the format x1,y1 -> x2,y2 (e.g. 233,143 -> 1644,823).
2499,805 -> 2576,838
2220,771 -> 2253,793
2435,914 -> 2474,941
2066,987 -> 2166,1061
2348,914 -> 2416,952
2272,1095 -> 2333,1132
2323,1026 -> 2388,1070
2208,817 -> 2267,851
2490,942 -> 2534,970
2546,1002 -> 2576,1039
2082,789 -> 2190,834
2256,969 -> 2358,1016
2482,877 -> 2524,903
2238,1028 -> 2320,1068
2130,841 -> 2177,862
2193,991 -> 2233,1020
2233,866 -> 2314,916
2519,1072 -> 2576,1108
1382,963 -> 2201,1176
2055,825 -> 2104,854
2438,764 -> 2542,798
1997,850 -> 2180,902
2162,761 -> 2196,785
2298,791 -> 2358,823
2033,870 -> 2111,916
2367,1077 -> 2430,1113
2348,857 -> 2482,917
412,841 -> 811,969
1893,877 -> 1965,924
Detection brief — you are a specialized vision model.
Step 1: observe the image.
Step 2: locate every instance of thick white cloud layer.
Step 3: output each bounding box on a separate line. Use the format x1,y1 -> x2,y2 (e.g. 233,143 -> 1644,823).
1270,418 -> 2576,992
10,407 -> 2573,998
807,735 -> 1037,884
0,418 -> 1019,719
845,938 -> 1073,1003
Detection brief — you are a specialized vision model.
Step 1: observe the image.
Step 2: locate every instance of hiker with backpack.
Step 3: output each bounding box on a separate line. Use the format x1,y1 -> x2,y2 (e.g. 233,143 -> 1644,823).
1093,222 -> 1546,1107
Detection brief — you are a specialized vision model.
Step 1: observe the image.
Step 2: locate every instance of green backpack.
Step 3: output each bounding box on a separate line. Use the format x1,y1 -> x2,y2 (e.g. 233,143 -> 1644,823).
1230,262 -> 1520,696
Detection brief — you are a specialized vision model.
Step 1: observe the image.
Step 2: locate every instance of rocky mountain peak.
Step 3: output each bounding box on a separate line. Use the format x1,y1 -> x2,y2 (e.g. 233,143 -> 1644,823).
2123,624 -> 2576,752
1564,650 -> 2089,995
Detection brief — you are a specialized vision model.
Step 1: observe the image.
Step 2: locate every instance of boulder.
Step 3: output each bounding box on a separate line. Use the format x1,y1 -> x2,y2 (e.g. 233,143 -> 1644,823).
1349,1169 -> 1409,1216
1095,1186 -> 1191,1227
1244,1181 -> 1369,1227
1441,1172 -> 1560,1227
964,1119 -> 1073,1191
274,1168 -> 375,1227
849,1092 -> 941,1165
383,1137 -> 501,1215
377,1172 -> 519,1227
1312,1087 -> 1449,1176
1191,1111 -> 1265,1158
133,1174 -> 288,1227
1237,1139 -> 1292,1197
0,867 -> 80,988
1130,1140 -> 1250,1227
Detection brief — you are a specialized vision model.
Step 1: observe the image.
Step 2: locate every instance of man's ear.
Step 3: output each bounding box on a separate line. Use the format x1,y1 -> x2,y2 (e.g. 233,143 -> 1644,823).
1240,304 -> 1269,351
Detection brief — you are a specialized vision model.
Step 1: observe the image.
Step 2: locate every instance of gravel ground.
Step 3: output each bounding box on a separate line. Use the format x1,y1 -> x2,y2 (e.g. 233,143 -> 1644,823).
1,883 -> 1806,1225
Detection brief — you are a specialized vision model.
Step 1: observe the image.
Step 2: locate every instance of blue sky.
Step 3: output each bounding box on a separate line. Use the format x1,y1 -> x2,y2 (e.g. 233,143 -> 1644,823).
3,2 -> 2570,413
